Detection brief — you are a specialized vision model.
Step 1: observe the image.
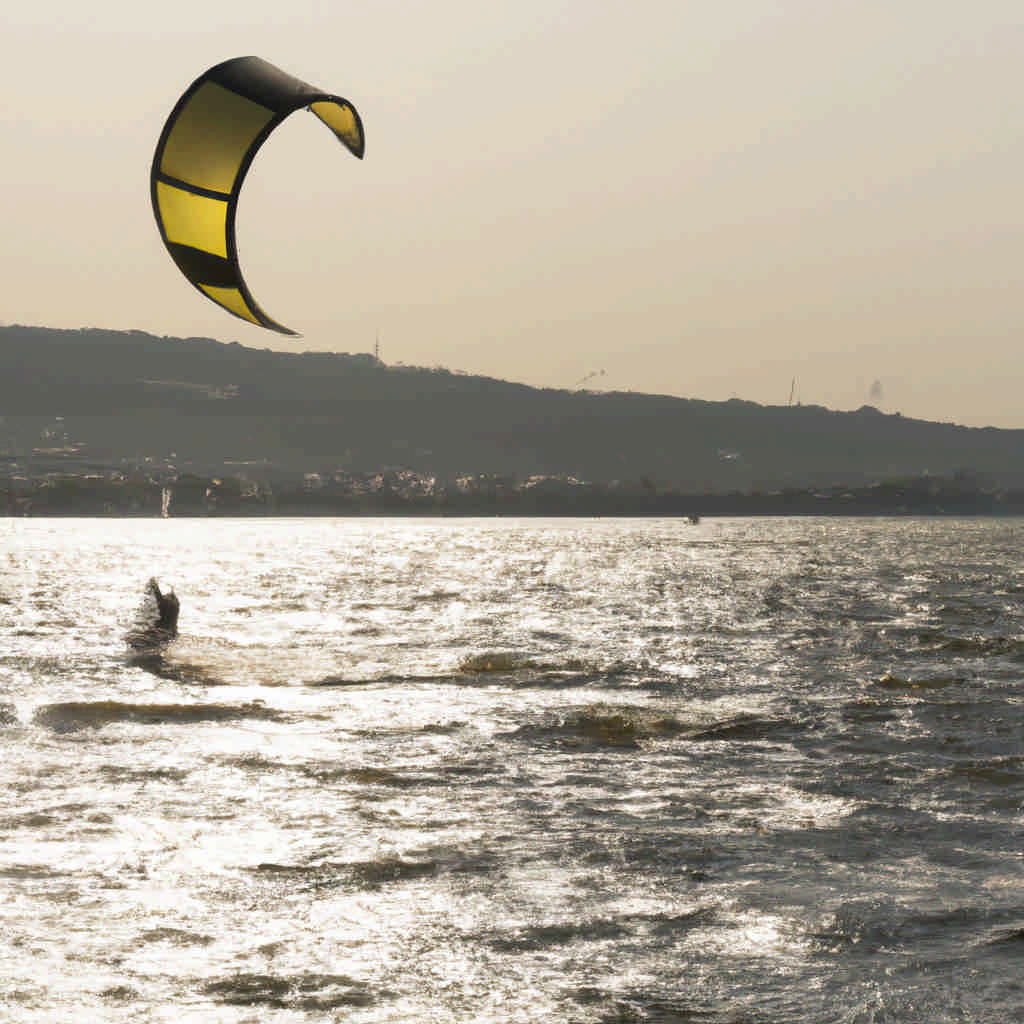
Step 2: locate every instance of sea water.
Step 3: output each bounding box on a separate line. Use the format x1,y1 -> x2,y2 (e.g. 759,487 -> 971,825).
1,516 -> 1022,1022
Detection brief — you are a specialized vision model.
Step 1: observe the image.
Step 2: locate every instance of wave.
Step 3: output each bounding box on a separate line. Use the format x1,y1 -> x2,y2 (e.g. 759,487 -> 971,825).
454,651 -> 699,693
458,650 -> 527,673
891,628 -> 1024,659
203,972 -> 378,1011
249,856 -> 438,890
307,651 -> 694,691
505,705 -> 808,750
488,918 -> 631,952
137,927 -> 215,947
816,899 -> 1024,957
412,588 -> 465,604
938,635 -> 1024,658
685,713 -> 811,743
487,907 -> 715,953
1,810 -> 59,829
988,926 -> 1024,947
33,700 -> 283,733
0,863 -> 64,879
309,652 -> 605,689
297,764 -> 451,789
99,765 -> 190,784
870,672 -> 966,692
814,898 -> 912,953
950,756 -> 1024,785
98,985 -> 139,1003
308,674 -> 379,688
508,708 -> 646,749
456,650 -> 598,676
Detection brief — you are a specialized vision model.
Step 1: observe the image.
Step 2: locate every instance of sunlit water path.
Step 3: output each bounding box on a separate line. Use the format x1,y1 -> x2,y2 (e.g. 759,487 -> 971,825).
1,516 -> 1023,1022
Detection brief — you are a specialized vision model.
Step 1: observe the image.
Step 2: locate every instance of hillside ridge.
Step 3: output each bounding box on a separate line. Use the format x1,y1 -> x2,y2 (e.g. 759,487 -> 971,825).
2,324 -> 1021,490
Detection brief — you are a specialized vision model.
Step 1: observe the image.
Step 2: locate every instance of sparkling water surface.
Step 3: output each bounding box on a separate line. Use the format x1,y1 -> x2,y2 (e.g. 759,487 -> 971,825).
1,516 -> 1023,1022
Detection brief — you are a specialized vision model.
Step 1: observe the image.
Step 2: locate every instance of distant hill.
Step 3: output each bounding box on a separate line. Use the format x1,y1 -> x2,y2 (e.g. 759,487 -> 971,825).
3,324 -> 1023,490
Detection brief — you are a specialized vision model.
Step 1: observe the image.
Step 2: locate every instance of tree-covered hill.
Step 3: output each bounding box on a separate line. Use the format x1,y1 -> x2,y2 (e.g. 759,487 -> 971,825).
3,324 -> 1022,490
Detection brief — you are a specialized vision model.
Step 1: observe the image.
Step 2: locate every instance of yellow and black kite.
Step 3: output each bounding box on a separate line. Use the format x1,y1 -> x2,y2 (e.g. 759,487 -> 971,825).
151,56 -> 364,336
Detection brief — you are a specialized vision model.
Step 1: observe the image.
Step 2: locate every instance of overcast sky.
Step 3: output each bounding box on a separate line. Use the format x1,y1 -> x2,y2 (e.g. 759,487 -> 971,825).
4,1 -> 1023,425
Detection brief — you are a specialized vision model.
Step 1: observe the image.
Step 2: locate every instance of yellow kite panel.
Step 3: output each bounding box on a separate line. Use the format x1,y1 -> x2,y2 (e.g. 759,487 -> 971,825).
156,183 -> 229,258
160,82 -> 275,194
198,285 -> 261,325
310,101 -> 363,154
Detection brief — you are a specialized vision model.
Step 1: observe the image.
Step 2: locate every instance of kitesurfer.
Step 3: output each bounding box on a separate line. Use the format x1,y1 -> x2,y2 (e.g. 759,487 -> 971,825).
148,577 -> 179,636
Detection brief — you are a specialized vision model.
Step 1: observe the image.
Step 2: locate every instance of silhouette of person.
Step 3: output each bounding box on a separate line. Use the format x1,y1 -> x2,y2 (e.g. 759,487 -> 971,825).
148,578 -> 179,636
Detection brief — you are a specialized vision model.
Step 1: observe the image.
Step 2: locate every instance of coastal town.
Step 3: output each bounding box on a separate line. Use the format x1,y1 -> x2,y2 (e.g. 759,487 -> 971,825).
1,418 -> 1011,517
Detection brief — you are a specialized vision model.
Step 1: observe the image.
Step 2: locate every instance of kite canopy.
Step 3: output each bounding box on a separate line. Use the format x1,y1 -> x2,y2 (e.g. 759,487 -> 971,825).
151,56 -> 364,336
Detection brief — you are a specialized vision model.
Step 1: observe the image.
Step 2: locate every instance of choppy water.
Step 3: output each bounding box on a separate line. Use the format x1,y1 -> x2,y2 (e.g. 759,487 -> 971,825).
1,516 -> 1023,1022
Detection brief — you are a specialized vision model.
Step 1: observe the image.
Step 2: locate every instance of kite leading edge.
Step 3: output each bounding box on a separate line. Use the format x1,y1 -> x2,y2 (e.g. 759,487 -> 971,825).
151,56 -> 365,336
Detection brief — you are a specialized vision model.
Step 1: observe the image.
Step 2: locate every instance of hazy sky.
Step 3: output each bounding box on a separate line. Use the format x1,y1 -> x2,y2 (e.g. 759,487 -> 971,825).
4,2 -> 1023,426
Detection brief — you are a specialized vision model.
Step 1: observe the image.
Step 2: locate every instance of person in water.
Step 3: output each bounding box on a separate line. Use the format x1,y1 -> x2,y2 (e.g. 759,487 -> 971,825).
148,577 -> 179,636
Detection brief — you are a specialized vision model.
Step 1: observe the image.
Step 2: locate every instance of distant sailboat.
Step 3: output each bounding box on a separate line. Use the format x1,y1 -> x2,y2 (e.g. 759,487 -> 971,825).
161,487 -> 171,518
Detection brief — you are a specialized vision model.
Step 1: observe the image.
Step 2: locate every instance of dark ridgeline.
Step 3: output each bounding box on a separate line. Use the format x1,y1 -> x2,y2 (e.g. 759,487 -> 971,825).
2,324 -> 1024,507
